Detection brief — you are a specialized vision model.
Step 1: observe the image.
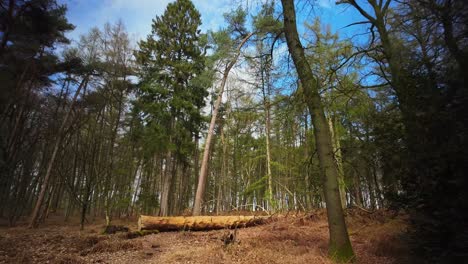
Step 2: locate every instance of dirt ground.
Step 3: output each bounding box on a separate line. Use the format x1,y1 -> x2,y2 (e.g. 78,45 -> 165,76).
0,210 -> 411,264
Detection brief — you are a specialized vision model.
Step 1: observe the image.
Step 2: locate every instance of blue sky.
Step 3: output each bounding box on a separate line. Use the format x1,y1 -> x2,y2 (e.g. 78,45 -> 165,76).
60,0 -> 234,42
56,0 -> 377,107
58,0 -> 370,45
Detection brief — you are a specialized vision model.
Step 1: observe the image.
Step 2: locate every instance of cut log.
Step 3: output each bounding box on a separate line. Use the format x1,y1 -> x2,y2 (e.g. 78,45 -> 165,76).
138,215 -> 267,232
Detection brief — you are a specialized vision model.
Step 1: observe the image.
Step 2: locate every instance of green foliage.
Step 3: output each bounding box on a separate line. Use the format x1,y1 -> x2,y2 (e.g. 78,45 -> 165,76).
243,175 -> 267,197
208,29 -> 234,62
253,2 -> 282,36
1,4 -> 465,260
0,0 -> 74,101
0,0 -> 76,223
135,0 -> 209,157
304,18 -> 354,86
224,7 -> 248,37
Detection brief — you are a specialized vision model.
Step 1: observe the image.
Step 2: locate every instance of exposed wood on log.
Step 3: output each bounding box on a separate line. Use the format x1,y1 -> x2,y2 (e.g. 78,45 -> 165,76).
138,215 -> 267,232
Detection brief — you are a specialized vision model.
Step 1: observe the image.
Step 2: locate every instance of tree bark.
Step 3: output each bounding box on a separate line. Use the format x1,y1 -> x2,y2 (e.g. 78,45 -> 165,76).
353,172 -> 363,207
328,115 -> 347,208
262,59 -> 274,209
280,0 -> 354,262
216,128 -> 227,214
193,32 -> 253,216
159,148 -> 173,216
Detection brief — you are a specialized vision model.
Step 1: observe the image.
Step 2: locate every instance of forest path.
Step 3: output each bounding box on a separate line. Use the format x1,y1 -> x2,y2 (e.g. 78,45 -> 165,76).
0,210 -> 409,264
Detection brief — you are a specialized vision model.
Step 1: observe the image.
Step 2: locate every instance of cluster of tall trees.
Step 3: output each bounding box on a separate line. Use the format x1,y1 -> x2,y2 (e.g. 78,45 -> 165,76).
1,0 -> 466,262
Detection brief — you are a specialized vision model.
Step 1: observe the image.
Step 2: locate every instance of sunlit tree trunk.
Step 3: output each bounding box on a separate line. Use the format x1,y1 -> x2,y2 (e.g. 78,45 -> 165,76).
193,33 -> 253,216
281,0 -> 354,261
261,58 -> 274,210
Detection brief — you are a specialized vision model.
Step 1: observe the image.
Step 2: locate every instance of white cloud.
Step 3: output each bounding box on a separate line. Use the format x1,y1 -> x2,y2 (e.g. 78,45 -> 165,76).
318,0 -> 334,9
193,0 -> 230,31
95,0 -> 172,40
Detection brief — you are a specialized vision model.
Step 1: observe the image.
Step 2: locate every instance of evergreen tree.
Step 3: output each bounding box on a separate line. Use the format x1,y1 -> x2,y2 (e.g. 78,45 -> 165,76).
135,0 -> 208,216
0,0 -> 74,225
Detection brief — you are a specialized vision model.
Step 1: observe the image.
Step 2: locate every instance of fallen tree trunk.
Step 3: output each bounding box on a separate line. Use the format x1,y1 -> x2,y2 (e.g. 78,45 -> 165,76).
138,215 -> 267,232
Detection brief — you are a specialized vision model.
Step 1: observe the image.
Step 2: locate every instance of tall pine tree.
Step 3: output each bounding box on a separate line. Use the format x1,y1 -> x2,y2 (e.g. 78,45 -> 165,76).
135,0 -> 207,216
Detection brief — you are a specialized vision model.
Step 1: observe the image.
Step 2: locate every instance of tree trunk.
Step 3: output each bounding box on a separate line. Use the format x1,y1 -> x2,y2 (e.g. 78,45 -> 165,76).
193,134 -> 200,202
216,128 -> 227,215
262,65 -> 274,209
372,165 -> 383,209
280,0 -> 354,262
159,116 -> 175,216
353,171 -> 363,207
28,77 -> 88,228
328,115 -> 346,208
193,32 -> 253,216
138,215 -> 267,231
159,149 -> 173,216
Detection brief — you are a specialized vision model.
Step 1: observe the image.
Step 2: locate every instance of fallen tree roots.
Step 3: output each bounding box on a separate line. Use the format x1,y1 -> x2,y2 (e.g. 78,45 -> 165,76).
103,225 -> 129,234
138,215 -> 267,232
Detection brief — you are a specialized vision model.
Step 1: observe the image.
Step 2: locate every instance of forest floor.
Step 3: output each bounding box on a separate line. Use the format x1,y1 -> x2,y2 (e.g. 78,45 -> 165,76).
0,209 -> 411,264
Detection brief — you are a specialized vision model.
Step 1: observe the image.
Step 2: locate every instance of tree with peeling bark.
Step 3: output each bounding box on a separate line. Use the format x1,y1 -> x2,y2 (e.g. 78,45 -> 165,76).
280,0 -> 355,262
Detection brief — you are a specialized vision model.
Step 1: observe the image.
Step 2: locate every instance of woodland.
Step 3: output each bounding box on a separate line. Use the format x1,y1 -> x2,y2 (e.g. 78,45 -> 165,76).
0,0 -> 467,263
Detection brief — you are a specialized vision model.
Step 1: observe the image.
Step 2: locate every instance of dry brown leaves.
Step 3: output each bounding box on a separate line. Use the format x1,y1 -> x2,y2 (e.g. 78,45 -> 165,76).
0,210 -> 410,264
